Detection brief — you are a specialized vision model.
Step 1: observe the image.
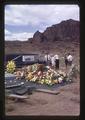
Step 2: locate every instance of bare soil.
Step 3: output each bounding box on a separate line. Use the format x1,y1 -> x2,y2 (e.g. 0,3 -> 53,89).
5,73 -> 80,116
5,41 -> 80,116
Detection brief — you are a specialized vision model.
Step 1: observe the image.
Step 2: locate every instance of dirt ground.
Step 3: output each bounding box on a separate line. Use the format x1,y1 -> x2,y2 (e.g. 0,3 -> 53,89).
5,72 -> 80,116
5,39 -> 80,116
5,42 -> 80,116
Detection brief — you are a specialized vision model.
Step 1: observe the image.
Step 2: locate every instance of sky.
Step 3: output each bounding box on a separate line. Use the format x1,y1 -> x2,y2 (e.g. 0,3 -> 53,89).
5,5 -> 80,41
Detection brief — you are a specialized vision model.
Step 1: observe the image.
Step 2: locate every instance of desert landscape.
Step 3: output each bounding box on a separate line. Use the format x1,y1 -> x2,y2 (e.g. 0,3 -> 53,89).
5,19 -> 80,116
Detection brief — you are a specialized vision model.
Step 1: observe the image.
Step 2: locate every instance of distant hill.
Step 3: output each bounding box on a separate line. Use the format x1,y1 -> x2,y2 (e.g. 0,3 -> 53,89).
29,19 -> 79,44
5,19 -> 80,55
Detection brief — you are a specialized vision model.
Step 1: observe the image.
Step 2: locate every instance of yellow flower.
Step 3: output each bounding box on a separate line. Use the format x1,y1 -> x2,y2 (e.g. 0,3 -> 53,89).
6,60 -> 16,73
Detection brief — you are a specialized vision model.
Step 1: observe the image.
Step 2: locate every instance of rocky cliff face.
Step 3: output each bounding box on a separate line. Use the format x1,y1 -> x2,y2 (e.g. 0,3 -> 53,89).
5,19 -> 80,54
29,19 -> 80,43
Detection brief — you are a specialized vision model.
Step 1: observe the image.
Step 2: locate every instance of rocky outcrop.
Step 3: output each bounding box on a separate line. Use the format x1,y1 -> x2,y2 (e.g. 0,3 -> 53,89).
28,19 -> 80,43
33,31 -> 43,43
5,19 -> 80,54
